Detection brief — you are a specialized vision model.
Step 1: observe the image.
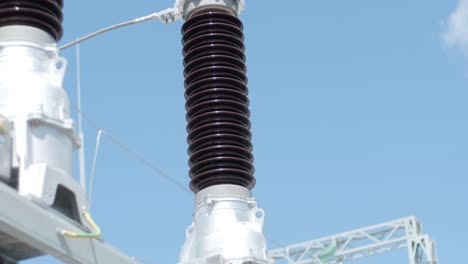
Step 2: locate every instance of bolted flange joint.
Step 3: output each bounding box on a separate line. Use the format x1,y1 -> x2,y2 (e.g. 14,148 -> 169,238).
176,0 -> 245,20
179,185 -> 273,264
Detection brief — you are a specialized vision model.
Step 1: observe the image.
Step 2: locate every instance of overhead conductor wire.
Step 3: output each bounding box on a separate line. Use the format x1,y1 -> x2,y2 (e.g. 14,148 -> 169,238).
60,8 -> 179,50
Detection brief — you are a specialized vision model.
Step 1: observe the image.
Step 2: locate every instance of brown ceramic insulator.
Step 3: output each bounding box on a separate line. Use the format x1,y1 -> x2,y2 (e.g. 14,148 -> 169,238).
182,8 -> 255,193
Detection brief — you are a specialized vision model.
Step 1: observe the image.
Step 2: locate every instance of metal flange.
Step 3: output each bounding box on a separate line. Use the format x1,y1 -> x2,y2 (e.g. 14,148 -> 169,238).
175,0 -> 245,19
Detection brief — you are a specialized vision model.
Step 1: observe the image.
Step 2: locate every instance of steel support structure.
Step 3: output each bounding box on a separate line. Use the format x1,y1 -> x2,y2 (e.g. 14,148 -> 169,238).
0,254 -> 17,264
268,216 -> 437,264
0,182 -> 141,264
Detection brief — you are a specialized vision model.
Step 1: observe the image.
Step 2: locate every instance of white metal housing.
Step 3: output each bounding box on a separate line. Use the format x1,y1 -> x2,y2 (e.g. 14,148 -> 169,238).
0,26 -> 88,223
0,24 -> 142,263
179,185 -> 273,264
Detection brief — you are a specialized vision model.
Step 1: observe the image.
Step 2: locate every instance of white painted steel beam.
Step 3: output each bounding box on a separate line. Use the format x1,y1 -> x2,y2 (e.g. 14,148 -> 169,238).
0,183 -> 141,264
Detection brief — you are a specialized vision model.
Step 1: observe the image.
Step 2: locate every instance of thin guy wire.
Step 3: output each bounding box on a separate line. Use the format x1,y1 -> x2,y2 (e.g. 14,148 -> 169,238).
88,129 -> 104,210
70,105 -> 190,195
102,130 -> 191,193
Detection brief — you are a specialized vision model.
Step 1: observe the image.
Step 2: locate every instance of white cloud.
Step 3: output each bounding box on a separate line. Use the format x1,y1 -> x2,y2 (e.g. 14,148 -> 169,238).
443,0 -> 468,55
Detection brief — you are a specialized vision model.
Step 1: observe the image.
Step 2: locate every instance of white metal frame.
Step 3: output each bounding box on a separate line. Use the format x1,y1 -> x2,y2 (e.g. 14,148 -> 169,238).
0,182 -> 141,264
268,216 -> 437,264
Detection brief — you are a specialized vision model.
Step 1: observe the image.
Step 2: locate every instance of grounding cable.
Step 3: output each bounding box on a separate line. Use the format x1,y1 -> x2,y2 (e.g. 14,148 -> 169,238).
60,209 -> 101,238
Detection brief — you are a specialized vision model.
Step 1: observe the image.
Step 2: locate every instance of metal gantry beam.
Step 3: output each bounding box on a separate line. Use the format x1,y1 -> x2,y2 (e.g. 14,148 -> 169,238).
0,182 -> 141,264
268,216 -> 437,264
0,253 -> 18,264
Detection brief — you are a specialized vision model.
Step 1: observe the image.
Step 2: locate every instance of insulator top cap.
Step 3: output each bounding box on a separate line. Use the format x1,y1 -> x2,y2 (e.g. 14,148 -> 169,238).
176,0 -> 245,20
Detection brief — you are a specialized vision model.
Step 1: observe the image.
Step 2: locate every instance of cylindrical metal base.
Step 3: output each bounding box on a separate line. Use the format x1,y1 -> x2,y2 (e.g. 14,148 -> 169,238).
179,185 -> 272,264
0,26 -> 55,44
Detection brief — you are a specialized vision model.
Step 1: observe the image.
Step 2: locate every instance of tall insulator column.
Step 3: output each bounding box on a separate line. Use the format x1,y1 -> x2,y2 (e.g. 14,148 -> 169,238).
182,8 -> 255,193
179,2 -> 272,263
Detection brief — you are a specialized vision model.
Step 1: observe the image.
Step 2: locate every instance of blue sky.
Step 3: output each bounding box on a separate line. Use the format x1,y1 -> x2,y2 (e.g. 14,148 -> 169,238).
25,0 -> 467,263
